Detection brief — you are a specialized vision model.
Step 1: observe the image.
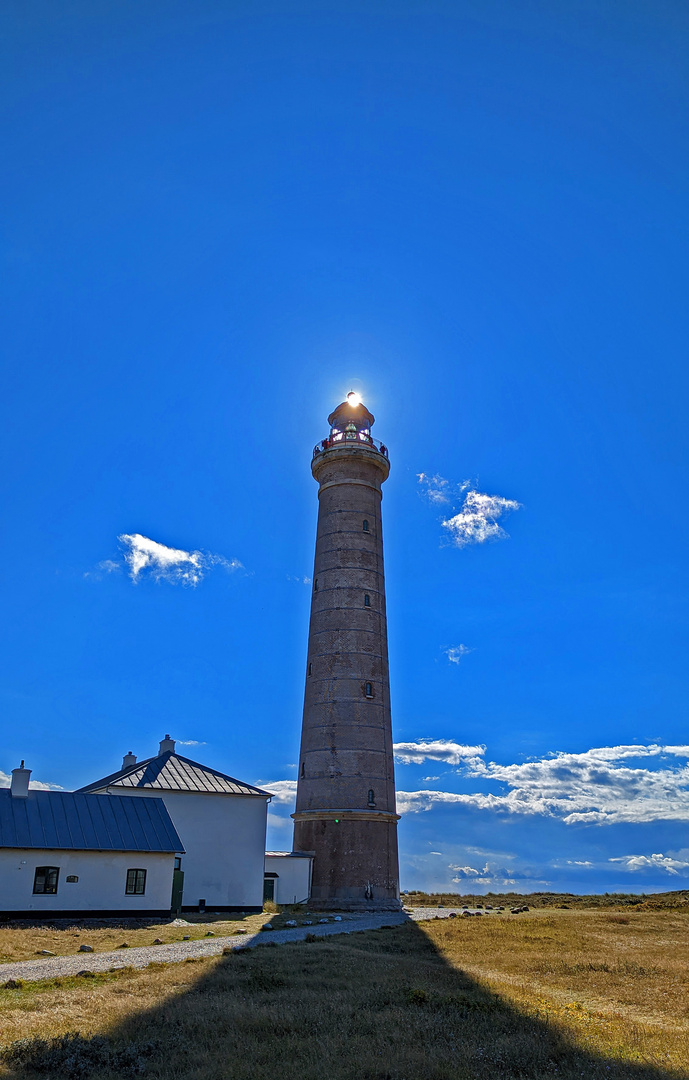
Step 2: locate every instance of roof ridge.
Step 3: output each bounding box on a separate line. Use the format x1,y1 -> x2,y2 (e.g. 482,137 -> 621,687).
76,750 -> 272,797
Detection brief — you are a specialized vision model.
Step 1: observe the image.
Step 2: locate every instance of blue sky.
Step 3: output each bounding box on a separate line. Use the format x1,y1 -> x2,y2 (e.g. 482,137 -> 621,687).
2,0 -> 688,894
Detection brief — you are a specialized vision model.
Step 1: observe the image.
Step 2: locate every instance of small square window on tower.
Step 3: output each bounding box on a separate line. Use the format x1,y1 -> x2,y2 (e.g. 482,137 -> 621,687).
365,682 -> 373,698
363,519 -> 369,532
364,594 -> 370,606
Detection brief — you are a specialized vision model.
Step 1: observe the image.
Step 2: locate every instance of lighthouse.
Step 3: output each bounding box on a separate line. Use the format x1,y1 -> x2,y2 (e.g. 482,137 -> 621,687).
292,393 -> 401,910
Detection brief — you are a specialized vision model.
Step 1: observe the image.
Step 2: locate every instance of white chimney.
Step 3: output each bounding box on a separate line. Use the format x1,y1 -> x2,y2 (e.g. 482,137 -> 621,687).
11,761 -> 31,798
122,751 -> 137,769
159,734 -> 175,754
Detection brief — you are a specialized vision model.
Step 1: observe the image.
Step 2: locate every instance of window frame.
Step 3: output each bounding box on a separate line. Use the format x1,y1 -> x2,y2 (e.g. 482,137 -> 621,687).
33,866 -> 59,895
365,682 -> 373,698
125,868 -> 147,896
363,519 -> 369,532
364,594 -> 371,607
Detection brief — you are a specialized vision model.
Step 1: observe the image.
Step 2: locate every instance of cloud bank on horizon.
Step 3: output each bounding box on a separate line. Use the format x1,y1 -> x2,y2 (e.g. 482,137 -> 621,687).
395,741 -> 689,825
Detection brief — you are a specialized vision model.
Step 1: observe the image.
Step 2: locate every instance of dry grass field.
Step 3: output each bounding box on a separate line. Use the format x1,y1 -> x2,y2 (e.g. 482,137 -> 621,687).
0,906 -> 687,1079
0,912 -> 279,964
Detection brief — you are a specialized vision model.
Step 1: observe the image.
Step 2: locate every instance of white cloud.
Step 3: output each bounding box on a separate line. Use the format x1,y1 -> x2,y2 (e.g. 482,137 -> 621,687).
287,575 -> 312,585
394,740 -> 486,766
261,779 -> 298,806
176,740 -> 206,747
417,473 -> 468,506
422,775 -> 440,782
444,644 -> 473,665
0,770 -> 63,791
451,864 -> 483,877
610,852 -> 689,876
442,490 -> 521,548
118,534 -> 242,586
397,743 -> 689,825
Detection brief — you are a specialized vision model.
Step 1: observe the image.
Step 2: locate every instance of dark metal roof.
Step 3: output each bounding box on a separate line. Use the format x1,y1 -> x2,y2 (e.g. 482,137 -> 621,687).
265,851 -> 314,858
0,789 -> 184,853
77,751 -> 272,798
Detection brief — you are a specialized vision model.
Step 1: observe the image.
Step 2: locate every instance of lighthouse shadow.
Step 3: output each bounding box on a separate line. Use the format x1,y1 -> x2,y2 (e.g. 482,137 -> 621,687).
3,921 -> 683,1080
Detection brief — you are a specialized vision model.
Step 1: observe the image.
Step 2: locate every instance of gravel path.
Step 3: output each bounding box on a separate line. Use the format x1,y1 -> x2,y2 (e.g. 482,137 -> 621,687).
0,906 -> 485,984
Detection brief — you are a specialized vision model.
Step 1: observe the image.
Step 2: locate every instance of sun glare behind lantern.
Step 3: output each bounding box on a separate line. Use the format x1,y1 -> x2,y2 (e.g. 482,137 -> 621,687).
347,390 -> 361,407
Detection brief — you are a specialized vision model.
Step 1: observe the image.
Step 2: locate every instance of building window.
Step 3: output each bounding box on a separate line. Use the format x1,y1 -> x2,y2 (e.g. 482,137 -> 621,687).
301,762 -> 305,778
174,857 -> 182,870
365,682 -> 373,698
314,579 -> 318,591
363,520 -> 369,532
364,594 -> 370,607
125,868 -> 147,895
368,789 -> 376,806
33,866 -> 59,895
308,662 -> 312,676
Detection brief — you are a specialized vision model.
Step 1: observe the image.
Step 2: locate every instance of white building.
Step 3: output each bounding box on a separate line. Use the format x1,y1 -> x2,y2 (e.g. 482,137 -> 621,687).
0,764 -> 183,917
79,737 -> 273,913
264,852 -> 313,905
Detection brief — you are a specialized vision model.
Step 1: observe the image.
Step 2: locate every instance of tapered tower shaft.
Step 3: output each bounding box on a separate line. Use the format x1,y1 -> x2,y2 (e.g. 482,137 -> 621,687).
293,395 -> 400,910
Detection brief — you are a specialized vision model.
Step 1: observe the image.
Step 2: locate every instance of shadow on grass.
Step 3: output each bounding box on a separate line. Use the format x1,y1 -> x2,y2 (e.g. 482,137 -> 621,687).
2,921 -> 684,1080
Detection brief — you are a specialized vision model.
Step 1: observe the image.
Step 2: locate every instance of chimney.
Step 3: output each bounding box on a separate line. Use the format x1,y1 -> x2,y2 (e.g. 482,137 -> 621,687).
159,734 -> 175,755
122,751 -> 137,769
11,761 -> 31,798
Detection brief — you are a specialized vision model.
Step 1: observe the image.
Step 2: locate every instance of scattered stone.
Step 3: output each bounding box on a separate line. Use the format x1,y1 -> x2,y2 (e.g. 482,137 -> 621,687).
108,966 -> 124,972
182,935 -> 190,940
437,903 -> 444,908
37,949 -> 56,956
261,923 -> 274,931
222,946 -> 236,955
118,943 -> 130,948
76,970 -> 95,978
205,931 -> 215,936
449,912 -> 457,918
153,938 -> 163,944
4,979 -> 23,989
318,918 -> 329,924
333,916 -> 342,922
78,944 -> 94,952
170,918 -> 191,927
234,928 -> 248,935
303,920 -> 313,926
284,920 -> 298,927
461,911 -> 472,918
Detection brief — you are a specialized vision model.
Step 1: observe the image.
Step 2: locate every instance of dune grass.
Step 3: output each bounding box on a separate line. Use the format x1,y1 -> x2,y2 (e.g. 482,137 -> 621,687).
0,907 -> 687,1079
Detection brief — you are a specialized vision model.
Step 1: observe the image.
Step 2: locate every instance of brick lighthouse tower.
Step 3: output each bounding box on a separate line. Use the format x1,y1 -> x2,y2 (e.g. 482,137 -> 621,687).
292,392 -> 400,910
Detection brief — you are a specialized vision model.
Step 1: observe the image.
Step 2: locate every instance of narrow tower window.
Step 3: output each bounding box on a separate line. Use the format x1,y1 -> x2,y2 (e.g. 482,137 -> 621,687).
301,763 -> 305,778
314,579 -> 318,591
364,594 -> 370,607
308,662 -> 312,676
368,789 -> 375,807
365,682 -> 373,698
363,520 -> 369,532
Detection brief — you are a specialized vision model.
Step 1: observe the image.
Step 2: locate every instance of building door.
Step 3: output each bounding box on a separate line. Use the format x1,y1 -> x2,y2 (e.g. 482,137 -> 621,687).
263,875 -> 276,902
171,868 -> 184,914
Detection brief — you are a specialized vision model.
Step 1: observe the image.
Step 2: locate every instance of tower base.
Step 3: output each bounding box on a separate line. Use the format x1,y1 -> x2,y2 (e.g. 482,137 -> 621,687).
305,897 -> 402,913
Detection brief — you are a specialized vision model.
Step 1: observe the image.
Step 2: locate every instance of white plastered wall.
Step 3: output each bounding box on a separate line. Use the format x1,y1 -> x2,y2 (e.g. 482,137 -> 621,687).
98,788 -> 268,909
264,855 -> 313,905
0,850 -> 174,912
